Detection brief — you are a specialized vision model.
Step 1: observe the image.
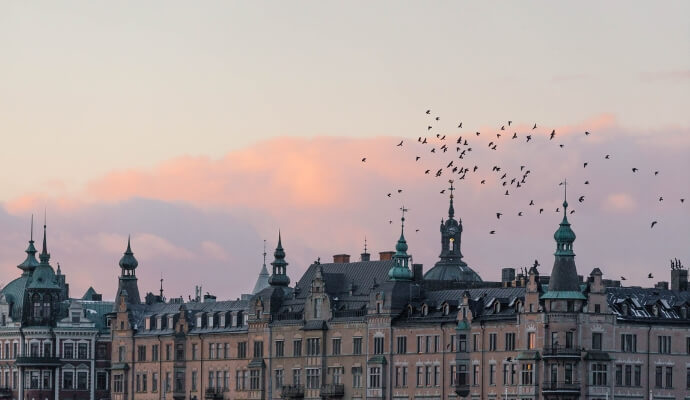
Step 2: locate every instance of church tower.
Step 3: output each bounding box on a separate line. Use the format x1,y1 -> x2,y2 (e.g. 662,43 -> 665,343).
114,236 -> 141,307
268,232 -> 290,287
388,206 -> 414,281
23,222 -> 62,325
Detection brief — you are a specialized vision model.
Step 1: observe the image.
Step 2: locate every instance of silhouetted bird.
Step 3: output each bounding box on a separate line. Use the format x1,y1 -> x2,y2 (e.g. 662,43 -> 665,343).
496,213 -> 502,219
505,190 -> 509,196
651,221 -> 658,228
431,148 -> 436,153
512,133 -> 517,139
682,199 -> 686,203
570,209 -> 575,214
518,212 -> 523,216
387,193 -> 391,197
605,154 -> 610,159
550,130 -> 556,140
425,110 -> 430,114
440,190 -> 445,194
476,131 -> 481,136
508,121 -> 512,126
397,189 -> 402,193
584,181 -> 590,185
435,116 -> 440,121
659,197 -> 663,202
397,140 -> 403,146
533,123 -> 537,129
501,125 -> 505,131
415,156 -> 421,161
526,135 -> 532,142
539,208 -> 544,214
428,126 -> 432,130
621,276 -> 626,280
648,273 -> 653,279
489,231 -> 496,235
458,122 -> 462,128
555,208 -> 560,213
583,162 -> 588,168
480,180 -> 486,184
422,138 -> 427,144
559,144 -> 564,148
578,196 -> 585,203
529,200 -> 534,206
415,229 -> 420,232
654,171 -> 659,176
361,158 -> 366,162
632,168 -> 638,172
585,131 -> 590,136
425,170 -> 430,174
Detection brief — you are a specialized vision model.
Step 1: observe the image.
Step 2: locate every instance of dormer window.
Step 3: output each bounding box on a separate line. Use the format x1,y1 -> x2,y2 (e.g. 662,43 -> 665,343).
442,304 -> 449,316
145,318 -> 151,330
494,302 -> 501,314
196,315 -> 202,328
220,314 -> 226,327
421,305 -> 428,316
407,305 -> 414,316
231,313 -> 237,327
157,317 -> 162,330
207,314 -> 214,328
681,306 -> 687,319
168,315 -> 174,329
313,298 -> 322,319
621,304 -> 628,315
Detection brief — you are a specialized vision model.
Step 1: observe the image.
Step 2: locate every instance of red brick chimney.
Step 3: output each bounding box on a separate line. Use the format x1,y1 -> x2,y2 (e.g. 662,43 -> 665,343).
333,254 -> 351,263
379,251 -> 395,261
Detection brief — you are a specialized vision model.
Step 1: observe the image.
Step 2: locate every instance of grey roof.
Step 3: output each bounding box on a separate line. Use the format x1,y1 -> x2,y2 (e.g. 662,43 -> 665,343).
0,276 -> 30,320
252,263 -> 270,295
606,287 -> 690,322
82,287 -> 97,300
424,262 -> 483,282
82,300 -> 116,333
294,260 -> 394,299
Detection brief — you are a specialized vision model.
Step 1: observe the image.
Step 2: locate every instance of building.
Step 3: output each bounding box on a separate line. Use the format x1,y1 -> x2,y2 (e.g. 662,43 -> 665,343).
106,189 -> 690,400
0,221 -> 113,400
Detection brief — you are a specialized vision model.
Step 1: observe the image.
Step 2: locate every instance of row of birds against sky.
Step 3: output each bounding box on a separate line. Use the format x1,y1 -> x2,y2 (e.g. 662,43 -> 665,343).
360,109 -> 686,237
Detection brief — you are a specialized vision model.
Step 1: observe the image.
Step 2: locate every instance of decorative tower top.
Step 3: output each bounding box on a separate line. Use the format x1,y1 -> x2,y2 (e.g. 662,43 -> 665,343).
546,180 -> 583,295
39,217 -> 50,265
119,235 -> 139,275
269,231 -> 290,287
252,239 -> 271,294
448,179 -> 455,218
388,206 -> 414,281
18,215 -> 40,275
554,180 -> 576,256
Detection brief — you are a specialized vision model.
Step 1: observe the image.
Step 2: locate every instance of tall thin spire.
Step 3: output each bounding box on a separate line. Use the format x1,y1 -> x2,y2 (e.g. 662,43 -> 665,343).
389,206 -> 413,281
39,211 -> 50,264
160,272 -> 164,298
269,230 -> 290,287
30,214 -> 34,241
448,179 -> 455,218
18,215 -> 40,275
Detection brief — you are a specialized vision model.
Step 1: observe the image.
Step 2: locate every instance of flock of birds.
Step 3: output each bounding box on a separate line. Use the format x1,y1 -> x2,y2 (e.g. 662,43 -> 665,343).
360,109 -> 686,240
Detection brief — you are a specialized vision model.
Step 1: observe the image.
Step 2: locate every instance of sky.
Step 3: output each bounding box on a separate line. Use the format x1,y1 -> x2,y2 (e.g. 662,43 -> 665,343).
0,1 -> 688,300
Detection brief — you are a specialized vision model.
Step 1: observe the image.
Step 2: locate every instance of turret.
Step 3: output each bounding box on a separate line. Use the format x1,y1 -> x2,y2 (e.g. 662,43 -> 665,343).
268,232 -> 290,287
388,206 -> 414,281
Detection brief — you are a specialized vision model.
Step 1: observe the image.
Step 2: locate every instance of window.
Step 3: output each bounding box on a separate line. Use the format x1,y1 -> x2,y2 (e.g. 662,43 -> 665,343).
306,368 -> 320,389
505,333 -> 515,351
565,331 -> 574,349
291,369 -> 300,386
434,335 -> 439,352
665,366 -> 673,388
236,370 -> 246,390
64,343 -> 74,359
521,363 -> 534,385
117,345 -> 125,362
395,366 -> 407,387
655,366 -> 663,388
332,338 -> 341,355
152,373 -> 158,393
624,364 -> 632,386
253,341 -> 263,358
76,343 -> 87,359
274,369 -> 283,389
550,364 -> 558,384
275,340 -> 284,357
417,366 -> 424,387
152,344 -> 159,361
511,363 -> 516,385
458,364 -> 468,386
237,341 -> 247,359
425,336 -> 431,353
686,367 -> 690,389
458,334 -> 467,352
113,374 -> 123,393
451,365 -> 458,386
591,363 -> 607,386
426,366 -> 432,387
191,371 -> 197,391
594,304 -> 601,313
96,372 -> 107,391
374,337 -> 384,354
592,332 -> 602,350
489,364 -> 495,385
489,333 -> 497,351
293,339 -> 302,357
616,365 -> 623,386
306,338 -> 320,356
137,345 -> 146,361
527,332 -> 536,350
209,343 -> 216,359
417,336 -> 423,353
565,363 -> 573,385
368,367 -> 381,388
209,371 -> 215,391
223,371 -> 229,390
503,364 -> 509,385
473,365 -> 479,386
352,367 -> 362,388
63,371 -> 74,389
166,344 -> 172,360
634,365 -> 641,386
313,298 -> 322,319
353,337 -> 362,355
658,335 -> 671,354
330,367 -> 343,385
250,370 -> 261,390
434,365 -> 440,386
473,334 -> 480,351
191,343 -> 198,360
396,336 -> 406,354
687,337 -> 690,354
224,343 -> 229,359
621,334 -> 637,352
176,343 -> 184,360
142,373 -> 148,392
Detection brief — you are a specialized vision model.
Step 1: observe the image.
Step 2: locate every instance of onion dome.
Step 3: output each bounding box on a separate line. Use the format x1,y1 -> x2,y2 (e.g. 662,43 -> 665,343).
554,200 -> 576,256
119,236 -> 139,271
388,207 -> 413,281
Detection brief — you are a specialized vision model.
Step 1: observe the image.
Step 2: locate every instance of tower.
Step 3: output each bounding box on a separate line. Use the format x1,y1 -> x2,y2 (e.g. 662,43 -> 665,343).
23,221 -> 61,325
268,232 -> 290,287
388,206 -> 414,281
252,240 -> 271,294
114,236 -> 141,306
17,215 -> 40,276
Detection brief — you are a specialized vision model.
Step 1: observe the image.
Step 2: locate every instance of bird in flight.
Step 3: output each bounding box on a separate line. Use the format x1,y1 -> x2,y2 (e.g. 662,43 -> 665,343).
584,181 -> 590,185
654,171 -> 659,176
476,131 -> 481,136
458,122 -> 463,128
578,196 -> 585,203
415,156 -> 421,161
518,211 -> 523,216
435,116 -> 440,121
648,273 -> 653,279
361,158 -> 366,162
489,230 -> 496,235
397,141 -> 403,146
659,197 -> 663,202
397,189 -> 402,193
512,133 -> 517,139
529,200 -> 534,206
585,131 -> 591,136
621,276 -> 626,281
532,123 -> 537,130
508,121 -> 512,126
387,193 -> 391,197
583,162 -> 588,168
632,168 -> 638,173
550,130 -> 556,140
526,135 -> 532,142
651,221 -> 658,228
425,110 -> 431,114
605,154 -> 610,159
496,213 -> 502,219
539,208 -> 544,214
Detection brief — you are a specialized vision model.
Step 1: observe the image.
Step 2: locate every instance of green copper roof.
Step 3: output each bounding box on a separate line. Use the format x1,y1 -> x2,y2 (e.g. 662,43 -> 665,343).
540,290 -> 586,300
119,236 -> 139,270
554,200 -> 576,256
388,208 -> 413,281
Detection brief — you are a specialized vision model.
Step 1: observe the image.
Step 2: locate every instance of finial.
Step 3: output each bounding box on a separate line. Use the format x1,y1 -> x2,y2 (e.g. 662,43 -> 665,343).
364,236 -> 368,254
448,179 -> 455,218
400,205 -> 408,233
39,210 -> 50,263
30,214 -> 34,242
263,239 -> 267,266
126,234 -> 132,253
160,272 -> 164,298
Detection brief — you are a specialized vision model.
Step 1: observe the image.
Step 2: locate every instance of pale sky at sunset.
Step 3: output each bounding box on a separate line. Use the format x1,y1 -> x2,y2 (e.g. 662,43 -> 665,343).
0,2 -> 688,300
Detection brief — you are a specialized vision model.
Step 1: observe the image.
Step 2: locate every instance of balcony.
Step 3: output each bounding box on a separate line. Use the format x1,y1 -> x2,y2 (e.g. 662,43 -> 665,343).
541,346 -> 581,358
0,387 -> 13,398
320,383 -> 345,398
542,380 -> 581,393
204,387 -> 223,400
172,388 -> 186,400
280,384 -> 304,399
454,383 -> 470,397
14,356 -> 61,367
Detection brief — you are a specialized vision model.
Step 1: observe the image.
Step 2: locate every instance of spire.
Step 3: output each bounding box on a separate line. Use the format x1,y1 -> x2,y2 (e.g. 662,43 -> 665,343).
18,215 -> 40,275
252,240 -> 270,294
269,231 -> 290,287
119,235 -> 139,273
448,179 -> 455,219
388,206 -> 413,281
160,273 -> 164,298
554,180 -> 576,256
360,236 -> 371,261
546,180 -> 582,295
39,213 -> 50,264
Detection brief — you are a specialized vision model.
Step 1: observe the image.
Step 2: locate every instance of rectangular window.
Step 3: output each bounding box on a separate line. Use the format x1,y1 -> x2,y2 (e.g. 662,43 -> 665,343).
527,332 -> 536,350
687,337 -> 690,354
616,364 -> 623,386
332,338 -> 341,355
208,370 -> 214,390
473,334 -> 480,351
96,371 -> 107,391
165,372 -> 171,392
223,371 -> 228,390
590,363 -> 607,386
489,364 -> 495,385
425,336 -> 431,353
595,304 -> 601,313
624,364 -> 632,386
634,365 -> 641,386
434,335 -> 439,352
113,374 -> 122,393
306,338 -> 320,356
396,336 -> 406,354
137,345 -> 146,361
142,373 -> 147,392
459,334 -> 467,352
565,332 -> 574,349
64,343 -> 74,359
250,370 -> 261,390
417,336 -> 423,353
237,342 -> 247,359
665,366 -> 673,388
503,364 -> 509,385
621,334 -> 637,352
450,365 -> 458,386
209,343 -> 216,359
191,371 -> 197,391
434,365 -> 440,386
293,339 -> 302,357
655,366 -> 663,388
592,332 -> 602,350
291,369 -> 300,386
253,341 -> 263,358
152,344 -> 159,361
489,333 -> 497,351
166,344 -> 172,360
152,373 -> 158,393
77,371 -> 88,390
686,367 -> 690,389
353,337 -> 362,355
521,363 -> 533,385
274,369 -> 283,389
352,367 -> 362,388
505,333 -> 515,351
224,343 -> 229,359
235,370 -> 244,390
176,343 -> 184,360
417,366 -> 423,387
658,335 -> 671,354
373,337 -> 384,355
473,365 -> 479,386
368,367 -> 381,389
306,368 -> 320,389
275,340 -> 284,357
192,343 -> 198,360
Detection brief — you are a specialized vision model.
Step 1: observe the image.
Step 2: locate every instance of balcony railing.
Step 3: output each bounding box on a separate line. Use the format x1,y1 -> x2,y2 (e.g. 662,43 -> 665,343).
333,309 -> 367,318
204,387 -> 223,399
542,346 -> 581,357
15,356 -> 62,366
272,312 -> 304,322
454,383 -> 470,397
0,387 -> 13,398
542,380 -> 581,392
281,384 -> 305,399
320,383 -> 345,398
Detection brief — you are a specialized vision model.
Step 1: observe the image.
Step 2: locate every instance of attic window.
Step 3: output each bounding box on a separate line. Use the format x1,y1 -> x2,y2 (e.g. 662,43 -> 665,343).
494,302 -> 500,313
207,314 -> 214,328
196,315 -> 202,328
157,317 -> 162,330
421,305 -> 428,316
443,304 -> 449,316
220,314 -> 226,327
168,315 -> 174,328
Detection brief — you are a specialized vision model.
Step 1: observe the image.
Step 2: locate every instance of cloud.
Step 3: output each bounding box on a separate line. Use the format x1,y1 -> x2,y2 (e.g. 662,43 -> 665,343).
639,70 -> 690,82
0,116 -> 688,298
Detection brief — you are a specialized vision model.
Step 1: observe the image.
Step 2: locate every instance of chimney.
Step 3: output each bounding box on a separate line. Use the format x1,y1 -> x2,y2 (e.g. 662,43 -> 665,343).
203,293 -> 216,303
413,264 -> 423,282
655,281 -> 669,290
360,252 -> 371,262
502,268 -> 515,287
333,254 -> 351,263
379,251 -> 395,261
671,264 -> 688,291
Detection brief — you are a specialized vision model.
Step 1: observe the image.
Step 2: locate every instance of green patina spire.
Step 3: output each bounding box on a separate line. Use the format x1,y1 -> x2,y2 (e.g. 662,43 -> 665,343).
18,215 -> 40,275
388,206 -> 414,281
39,214 -> 50,265
554,180 -> 576,256
269,230 -> 290,287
